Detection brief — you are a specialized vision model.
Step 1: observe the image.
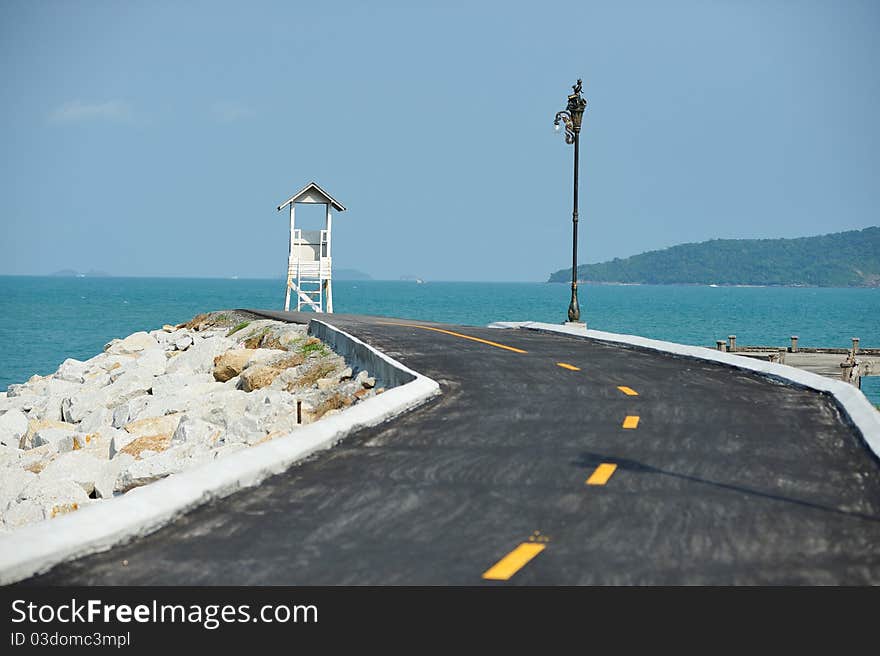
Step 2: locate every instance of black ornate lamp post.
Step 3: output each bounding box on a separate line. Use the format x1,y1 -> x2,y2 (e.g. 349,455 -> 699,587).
554,79 -> 587,323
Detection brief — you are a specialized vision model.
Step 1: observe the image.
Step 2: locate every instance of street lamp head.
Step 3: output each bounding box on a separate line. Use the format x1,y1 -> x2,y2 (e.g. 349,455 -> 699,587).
566,78 -> 587,130
553,78 -> 587,144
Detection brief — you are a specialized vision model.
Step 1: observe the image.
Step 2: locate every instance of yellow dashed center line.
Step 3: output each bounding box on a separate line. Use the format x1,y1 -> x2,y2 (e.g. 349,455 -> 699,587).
556,362 -> 581,371
586,463 -> 618,485
617,386 -> 639,396
377,322 -> 528,354
622,415 -> 640,429
482,542 -> 546,580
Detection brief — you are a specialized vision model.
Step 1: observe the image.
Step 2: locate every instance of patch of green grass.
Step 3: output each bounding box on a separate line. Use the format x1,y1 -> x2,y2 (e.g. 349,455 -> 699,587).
227,321 -> 251,336
300,341 -> 329,356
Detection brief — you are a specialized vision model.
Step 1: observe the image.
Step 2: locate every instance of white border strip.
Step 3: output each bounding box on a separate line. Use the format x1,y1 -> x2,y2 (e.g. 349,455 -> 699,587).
489,321 -> 880,459
0,320 -> 440,585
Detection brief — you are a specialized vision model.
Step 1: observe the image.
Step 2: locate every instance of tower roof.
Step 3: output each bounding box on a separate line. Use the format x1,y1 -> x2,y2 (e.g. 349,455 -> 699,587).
276,181 -> 347,212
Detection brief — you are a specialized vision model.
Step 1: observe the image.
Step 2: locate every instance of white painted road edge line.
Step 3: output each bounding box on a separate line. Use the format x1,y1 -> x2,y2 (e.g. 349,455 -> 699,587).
0,320 -> 441,585
488,320 -> 880,459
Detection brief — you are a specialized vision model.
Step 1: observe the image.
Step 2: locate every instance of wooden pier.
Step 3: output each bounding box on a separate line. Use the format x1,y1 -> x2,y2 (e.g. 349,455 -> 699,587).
712,335 -> 878,389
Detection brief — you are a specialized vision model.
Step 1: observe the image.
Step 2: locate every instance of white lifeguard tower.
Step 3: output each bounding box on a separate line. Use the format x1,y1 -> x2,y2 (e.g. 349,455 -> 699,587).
276,181 -> 346,313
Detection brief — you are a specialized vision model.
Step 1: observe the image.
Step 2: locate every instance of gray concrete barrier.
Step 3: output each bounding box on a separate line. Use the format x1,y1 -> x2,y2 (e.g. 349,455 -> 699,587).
309,319 -> 413,390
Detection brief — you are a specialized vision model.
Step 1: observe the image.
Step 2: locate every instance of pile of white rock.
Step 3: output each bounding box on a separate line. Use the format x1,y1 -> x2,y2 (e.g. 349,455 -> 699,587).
0,312 -> 380,533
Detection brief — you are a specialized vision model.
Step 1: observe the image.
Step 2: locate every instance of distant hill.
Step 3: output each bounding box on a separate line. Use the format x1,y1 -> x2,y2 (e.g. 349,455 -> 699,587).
548,227 -> 880,287
334,268 -> 372,280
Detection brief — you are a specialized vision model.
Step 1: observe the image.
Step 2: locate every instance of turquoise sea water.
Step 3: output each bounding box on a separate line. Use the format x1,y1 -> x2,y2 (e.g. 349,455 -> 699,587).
1,276 -> 878,404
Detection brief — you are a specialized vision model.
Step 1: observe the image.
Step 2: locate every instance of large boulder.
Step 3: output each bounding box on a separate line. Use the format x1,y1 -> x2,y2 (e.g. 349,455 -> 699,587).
103,369 -> 155,405
19,418 -> 76,450
268,367 -> 305,391
244,348 -> 291,368
38,451 -> 107,496
298,389 -> 352,424
105,331 -> 160,355
134,348 -> 168,377
109,431 -> 139,459
111,394 -> 152,428
31,426 -> 83,453
125,394 -> 194,423
4,383 -> 31,398
0,444 -> 20,469
9,375 -> 78,399
9,478 -> 90,526
171,415 -> 222,448
0,409 -> 29,448
238,365 -> 279,392
197,389 -> 249,429
80,370 -> 111,388
87,352 -> 137,374
116,444 -> 213,492
60,370 -> 153,424
212,349 -> 255,382
0,393 -> 31,416
116,433 -> 173,460
0,469 -> 37,512
17,442 -> 59,474
78,407 -> 113,433
150,372 -> 215,398
221,414 -> 265,446
173,334 -> 194,351
55,358 -> 88,383
244,390 -> 298,434
77,426 -> 119,460
61,389 -> 108,424
166,335 -> 235,375
123,414 -> 182,440
239,354 -> 305,392
94,453 -> 134,498
155,328 -> 189,346
3,500 -> 46,529
26,394 -> 69,422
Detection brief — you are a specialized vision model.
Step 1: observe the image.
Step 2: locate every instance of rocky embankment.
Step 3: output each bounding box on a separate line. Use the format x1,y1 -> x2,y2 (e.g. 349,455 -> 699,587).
0,312 -> 380,533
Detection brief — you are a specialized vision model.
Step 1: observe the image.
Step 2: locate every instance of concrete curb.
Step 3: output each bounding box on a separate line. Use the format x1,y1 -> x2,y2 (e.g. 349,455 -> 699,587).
0,320 -> 440,585
488,321 -> 880,460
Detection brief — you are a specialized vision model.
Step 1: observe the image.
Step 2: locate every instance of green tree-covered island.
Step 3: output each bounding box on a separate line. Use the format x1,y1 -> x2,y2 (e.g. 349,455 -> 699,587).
549,227 -> 880,287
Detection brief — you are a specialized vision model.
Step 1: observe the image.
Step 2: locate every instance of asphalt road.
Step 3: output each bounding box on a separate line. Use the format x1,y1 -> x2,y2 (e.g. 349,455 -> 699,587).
25,312 -> 880,584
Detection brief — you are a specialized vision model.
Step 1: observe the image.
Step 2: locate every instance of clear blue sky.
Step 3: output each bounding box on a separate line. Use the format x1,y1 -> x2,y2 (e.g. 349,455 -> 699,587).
1,0 -> 878,281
